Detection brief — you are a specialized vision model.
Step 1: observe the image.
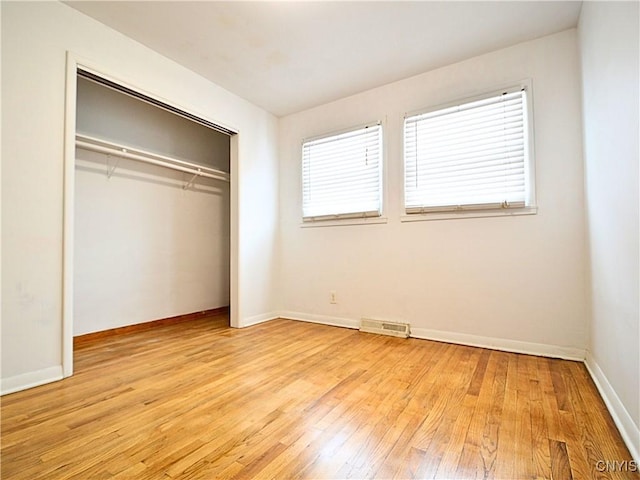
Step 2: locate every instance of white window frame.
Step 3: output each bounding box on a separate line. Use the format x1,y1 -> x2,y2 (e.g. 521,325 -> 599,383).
301,122 -> 385,226
402,80 -> 537,222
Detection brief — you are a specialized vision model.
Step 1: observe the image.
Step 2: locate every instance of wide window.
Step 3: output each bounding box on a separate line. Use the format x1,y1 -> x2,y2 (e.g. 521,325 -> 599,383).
302,123 -> 382,221
404,85 -> 534,215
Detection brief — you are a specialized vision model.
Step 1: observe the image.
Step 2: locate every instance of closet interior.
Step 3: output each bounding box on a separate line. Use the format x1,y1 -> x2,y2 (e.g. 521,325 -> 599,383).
73,71 -> 232,337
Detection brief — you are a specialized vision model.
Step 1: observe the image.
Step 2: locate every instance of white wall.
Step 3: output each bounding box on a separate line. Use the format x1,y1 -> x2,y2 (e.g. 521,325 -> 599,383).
74,149 -> 230,336
579,1 -> 639,459
1,2 -> 279,393
279,29 -> 587,358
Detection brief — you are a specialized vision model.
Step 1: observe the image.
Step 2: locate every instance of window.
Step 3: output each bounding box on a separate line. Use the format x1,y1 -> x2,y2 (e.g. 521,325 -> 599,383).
302,123 -> 382,221
404,84 -> 534,215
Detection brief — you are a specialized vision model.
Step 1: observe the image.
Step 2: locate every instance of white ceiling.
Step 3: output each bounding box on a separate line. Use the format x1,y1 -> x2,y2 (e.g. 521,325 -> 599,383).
65,1 -> 582,117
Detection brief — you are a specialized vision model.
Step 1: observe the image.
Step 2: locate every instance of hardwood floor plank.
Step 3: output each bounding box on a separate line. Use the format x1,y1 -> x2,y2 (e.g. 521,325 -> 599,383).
453,351 -> 504,479
479,351 -> 508,479
530,357 -> 553,480
466,348 -> 491,397
549,359 -> 570,412
429,394 -> 477,479
416,348 -> 481,478
513,354 -> 535,479
549,439 -> 574,480
1,316 -> 636,480
540,358 -> 566,443
492,353 -> 518,480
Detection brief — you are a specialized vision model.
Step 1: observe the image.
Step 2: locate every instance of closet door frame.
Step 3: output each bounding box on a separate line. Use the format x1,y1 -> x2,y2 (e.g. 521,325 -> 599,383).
62,52 -> 239,378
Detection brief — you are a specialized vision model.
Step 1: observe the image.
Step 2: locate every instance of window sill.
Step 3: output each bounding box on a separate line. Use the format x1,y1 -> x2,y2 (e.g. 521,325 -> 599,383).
301,216 -> 388,228
400,206 -> 538,222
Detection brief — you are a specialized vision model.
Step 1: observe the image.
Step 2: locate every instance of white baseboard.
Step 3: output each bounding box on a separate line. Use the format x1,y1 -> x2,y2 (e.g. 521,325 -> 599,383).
585,352 -> 640,463
279,311 -> 359,330
1,365 -> 63,396
278,313 -> 584,360
410,327 -> 586,361
240,311 -> 279,328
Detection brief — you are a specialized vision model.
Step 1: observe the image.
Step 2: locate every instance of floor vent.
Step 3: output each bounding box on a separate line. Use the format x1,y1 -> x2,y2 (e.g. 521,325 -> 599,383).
359,318 -> 410,338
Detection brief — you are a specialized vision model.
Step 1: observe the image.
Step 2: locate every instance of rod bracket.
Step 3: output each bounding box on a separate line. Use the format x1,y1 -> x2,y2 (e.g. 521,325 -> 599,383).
183,169 -> 202,190
106,153 -> 121,179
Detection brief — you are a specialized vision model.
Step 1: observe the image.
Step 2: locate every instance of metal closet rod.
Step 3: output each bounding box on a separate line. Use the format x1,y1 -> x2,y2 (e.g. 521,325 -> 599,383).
75,134 -> 230,183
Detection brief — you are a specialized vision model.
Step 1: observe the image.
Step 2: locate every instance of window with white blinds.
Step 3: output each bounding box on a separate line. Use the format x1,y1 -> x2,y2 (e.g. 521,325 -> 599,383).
404,86 -> 533,214
302,123 -> 382,220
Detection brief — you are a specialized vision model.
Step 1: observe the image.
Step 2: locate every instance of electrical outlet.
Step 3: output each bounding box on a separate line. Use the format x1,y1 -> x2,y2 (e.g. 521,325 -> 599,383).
330,291 -> 337,304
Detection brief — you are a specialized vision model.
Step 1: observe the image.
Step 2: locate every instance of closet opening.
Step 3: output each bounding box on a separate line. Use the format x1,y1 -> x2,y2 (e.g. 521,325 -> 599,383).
70,68 -> 234,366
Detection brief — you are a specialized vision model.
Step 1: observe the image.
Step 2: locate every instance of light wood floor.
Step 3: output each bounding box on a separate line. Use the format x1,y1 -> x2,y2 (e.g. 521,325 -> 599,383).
1,315 -> 636,479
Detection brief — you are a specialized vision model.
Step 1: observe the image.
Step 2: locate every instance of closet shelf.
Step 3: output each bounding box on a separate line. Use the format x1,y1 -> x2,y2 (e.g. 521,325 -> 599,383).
75,133 -> 230,183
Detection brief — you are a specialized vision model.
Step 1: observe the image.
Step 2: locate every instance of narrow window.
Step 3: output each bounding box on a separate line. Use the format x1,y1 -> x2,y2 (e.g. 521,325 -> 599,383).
302,123 -> 383,221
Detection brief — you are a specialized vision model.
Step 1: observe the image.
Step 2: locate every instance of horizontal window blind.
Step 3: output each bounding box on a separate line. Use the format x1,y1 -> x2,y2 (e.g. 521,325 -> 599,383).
302,124 -> 382,220
404,89 -> 529,213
